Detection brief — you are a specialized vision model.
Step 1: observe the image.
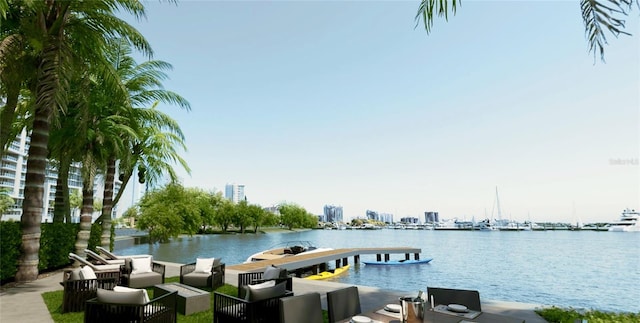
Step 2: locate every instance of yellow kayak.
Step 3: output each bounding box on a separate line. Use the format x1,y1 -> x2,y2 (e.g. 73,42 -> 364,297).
305,264 -> 350,280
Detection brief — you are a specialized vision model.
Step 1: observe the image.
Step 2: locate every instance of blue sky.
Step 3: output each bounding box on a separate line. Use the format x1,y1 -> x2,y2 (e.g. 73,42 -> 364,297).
119,1 -> 638,223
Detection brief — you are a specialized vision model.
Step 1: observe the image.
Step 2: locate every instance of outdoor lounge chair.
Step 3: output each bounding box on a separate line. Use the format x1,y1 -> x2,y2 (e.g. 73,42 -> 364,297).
213,280 -> 293,323
96,246 -> 150,260
279,292 -> 323,323
85,249 -> 125,265
120,256 -> 165,288
326,286 -> 362,323
237,265 -> 292,299
85,288 -> 177,323
426,286 -> 482,312
179,257 -> 225,289
60,267 -> 118,313
68,253 -> 121,282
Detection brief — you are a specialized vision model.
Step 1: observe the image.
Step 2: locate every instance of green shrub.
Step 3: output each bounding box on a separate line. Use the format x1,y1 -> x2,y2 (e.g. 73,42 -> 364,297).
0,221 -> 21,281
537,306 -> 640,323
39,223 -> 79,270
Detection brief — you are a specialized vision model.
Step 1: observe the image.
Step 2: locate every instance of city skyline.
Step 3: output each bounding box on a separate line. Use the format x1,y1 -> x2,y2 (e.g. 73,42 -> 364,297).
118,1 -> 638,224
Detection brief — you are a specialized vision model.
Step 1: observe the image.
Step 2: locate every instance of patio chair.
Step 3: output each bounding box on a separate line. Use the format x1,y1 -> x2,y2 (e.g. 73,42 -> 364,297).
120,256 -> 165,288
180,257 -> 225,289
237,265 -> 292,299
60,266 -> 118,313
327,286 -> 362,323
213,280 -> 293,323
426,286 -> 482,311
85,288 -> 177,323
280,292 -> 323,323
85,249 -> 125,265
96,246 -> 150,260
68,253 -> 121,282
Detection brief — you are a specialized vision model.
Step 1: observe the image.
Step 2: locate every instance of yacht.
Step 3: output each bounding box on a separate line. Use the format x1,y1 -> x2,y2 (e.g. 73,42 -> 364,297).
244,241 -> 333,262
608,208 -> 640,232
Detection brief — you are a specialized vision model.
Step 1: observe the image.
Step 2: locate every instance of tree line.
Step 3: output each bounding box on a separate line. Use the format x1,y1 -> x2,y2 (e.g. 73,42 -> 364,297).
125,183 -> 319,243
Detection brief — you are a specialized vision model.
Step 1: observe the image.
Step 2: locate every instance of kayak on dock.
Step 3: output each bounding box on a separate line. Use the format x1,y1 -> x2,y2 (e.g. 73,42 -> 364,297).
362,258 -> 433,265
305,264 -> 351,280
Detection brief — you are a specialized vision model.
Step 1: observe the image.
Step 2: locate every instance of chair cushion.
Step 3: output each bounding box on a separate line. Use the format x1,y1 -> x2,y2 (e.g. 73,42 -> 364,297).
195,257 -> 215,273
247,280 -> 286,302
183,272 -> 211,287
97,288 -> 147,305
262,265 -> 286,280
67,268 -> 82,281
80,266 -> 97,280
114,286 -> 150,304
127,272 -> 162,289
213,257 -> 222,268
131,257 -> 153,274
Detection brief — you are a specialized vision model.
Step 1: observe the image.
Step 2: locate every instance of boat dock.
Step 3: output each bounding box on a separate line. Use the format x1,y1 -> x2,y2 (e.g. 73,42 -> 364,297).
227,247 -> 422,276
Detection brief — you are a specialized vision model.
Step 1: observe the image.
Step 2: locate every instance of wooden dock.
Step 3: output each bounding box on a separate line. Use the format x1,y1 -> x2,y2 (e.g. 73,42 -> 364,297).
227,247 -> 422,276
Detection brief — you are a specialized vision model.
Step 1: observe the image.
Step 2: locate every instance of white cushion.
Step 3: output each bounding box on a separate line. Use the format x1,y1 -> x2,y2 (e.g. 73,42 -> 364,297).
79,266 -> 97,280
247,280 -> 286,302
131,257 -> 153,275
250,279 -> 275,289
195,257 -> 215,273
114,286 -> 150,304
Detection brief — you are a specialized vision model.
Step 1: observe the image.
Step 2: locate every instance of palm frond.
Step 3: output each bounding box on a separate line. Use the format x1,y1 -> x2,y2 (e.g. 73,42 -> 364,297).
415,0 -> 461,33
581,0 -> 635,62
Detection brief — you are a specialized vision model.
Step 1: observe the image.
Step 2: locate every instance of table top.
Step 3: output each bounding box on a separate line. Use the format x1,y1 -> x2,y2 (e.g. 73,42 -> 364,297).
336,306 -> 525,323
154,282 -> 208,296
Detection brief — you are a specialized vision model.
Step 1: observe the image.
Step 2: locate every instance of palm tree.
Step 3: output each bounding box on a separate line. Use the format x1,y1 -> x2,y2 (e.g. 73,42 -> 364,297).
415,0 -> 637,61
2,0 -> 152,282
95,39 -> 190,248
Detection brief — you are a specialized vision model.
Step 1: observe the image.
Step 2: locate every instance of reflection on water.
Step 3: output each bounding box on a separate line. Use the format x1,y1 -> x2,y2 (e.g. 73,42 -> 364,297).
115,229 -> 640,313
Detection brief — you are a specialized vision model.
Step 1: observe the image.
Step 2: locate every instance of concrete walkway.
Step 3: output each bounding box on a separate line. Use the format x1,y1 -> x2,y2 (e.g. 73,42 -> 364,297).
0,262 -> 548,323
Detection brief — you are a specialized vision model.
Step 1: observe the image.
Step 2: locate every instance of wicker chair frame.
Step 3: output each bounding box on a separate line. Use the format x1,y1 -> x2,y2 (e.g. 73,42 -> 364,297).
84,290 -> 177,323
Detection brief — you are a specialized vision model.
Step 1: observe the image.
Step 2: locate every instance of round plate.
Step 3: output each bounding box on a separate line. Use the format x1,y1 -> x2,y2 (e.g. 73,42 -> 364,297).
351,315 -> 372,323
384,304 -> 402,313
447,304 -> 469,313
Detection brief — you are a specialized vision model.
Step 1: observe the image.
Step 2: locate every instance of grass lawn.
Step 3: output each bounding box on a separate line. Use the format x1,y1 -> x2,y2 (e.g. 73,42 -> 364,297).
43,276 -> 330,323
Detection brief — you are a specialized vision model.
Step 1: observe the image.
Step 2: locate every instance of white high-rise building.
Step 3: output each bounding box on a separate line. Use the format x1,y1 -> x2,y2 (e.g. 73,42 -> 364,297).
1,129 -> 121,222
224,183 -> 245,204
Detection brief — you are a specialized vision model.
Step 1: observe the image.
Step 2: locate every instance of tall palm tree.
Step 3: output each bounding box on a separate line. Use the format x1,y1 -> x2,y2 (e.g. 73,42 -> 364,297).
95,39 -> 190,248
415,0 -> 637,61
2,0 -> 152,282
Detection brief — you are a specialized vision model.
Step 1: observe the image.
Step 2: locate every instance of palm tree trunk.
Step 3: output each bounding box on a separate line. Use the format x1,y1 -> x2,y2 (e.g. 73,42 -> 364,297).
74,160 -> 95,261
15,41 -> 60,282
99,156 -> 116,248
53,158 -> 71,223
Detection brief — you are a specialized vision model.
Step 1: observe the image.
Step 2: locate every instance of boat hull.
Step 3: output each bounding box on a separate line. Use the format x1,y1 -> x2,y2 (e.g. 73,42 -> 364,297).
363,258 -> 433,265
305,264 -> 350,280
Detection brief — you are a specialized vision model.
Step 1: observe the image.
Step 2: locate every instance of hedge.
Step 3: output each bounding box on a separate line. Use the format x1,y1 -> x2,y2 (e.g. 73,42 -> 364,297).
1,221 -> 114,283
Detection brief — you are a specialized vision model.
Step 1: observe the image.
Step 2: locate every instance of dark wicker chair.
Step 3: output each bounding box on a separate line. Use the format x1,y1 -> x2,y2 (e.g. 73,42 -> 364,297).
427,286 -> 482,311
180,261 -> 225,289
120,258 -> 166,288
60,269 -> 118,313
213,290 -> 293,323
84,290 -> 177,323
237,270 -> 292,299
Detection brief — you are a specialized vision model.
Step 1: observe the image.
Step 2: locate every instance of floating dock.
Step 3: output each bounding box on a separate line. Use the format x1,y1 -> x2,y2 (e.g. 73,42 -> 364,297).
227,247 -> 422,276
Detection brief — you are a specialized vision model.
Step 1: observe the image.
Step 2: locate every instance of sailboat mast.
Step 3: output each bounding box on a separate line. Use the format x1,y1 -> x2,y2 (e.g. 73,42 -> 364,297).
496,186 -> 502,220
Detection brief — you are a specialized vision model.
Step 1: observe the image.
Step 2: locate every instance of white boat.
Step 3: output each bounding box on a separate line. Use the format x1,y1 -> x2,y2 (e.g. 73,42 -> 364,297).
608,208 -> 640,232
244,241 -> 333,263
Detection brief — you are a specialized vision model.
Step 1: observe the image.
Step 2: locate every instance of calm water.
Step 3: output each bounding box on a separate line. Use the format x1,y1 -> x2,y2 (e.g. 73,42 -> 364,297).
115,229 -> 640,313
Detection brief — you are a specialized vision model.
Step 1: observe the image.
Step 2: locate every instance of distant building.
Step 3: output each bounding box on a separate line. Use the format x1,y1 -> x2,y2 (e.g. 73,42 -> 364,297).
224,183 -> 245,203
323,205 -> 343,222
425,211 -> 439,223
366,210 -> 393,223
1,129 -> 121,222
263,205 -> 280,215
400,217 -> 419,224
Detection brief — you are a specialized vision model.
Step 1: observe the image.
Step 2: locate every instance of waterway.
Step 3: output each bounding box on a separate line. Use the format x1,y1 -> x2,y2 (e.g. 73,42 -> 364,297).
115,229 -> 640,313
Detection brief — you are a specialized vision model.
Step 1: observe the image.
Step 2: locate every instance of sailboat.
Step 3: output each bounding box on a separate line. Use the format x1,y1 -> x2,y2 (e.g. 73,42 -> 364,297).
493,187 -> 527,231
